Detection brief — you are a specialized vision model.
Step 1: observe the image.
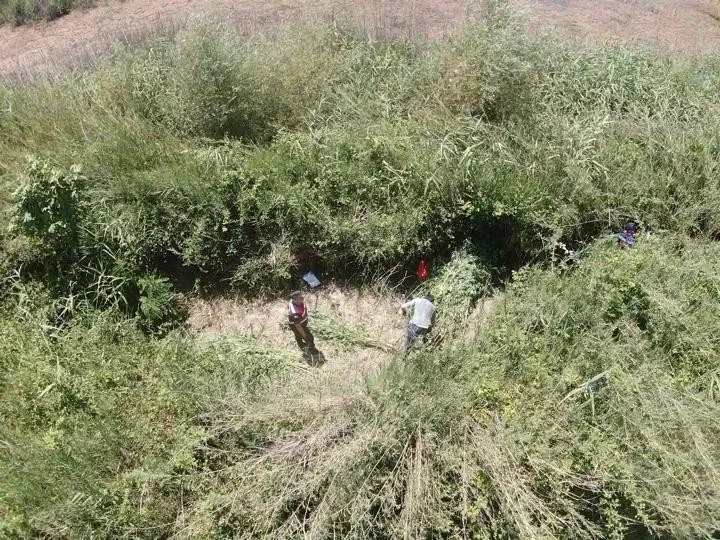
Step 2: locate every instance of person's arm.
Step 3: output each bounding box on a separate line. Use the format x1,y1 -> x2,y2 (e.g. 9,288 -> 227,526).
399,299 -> 416,316
289,312 -> 311,339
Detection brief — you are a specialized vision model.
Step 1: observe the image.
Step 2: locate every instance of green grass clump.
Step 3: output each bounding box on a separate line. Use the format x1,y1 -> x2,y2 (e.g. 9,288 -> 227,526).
310,309 -> 388,351
0,311 -> 295,538
422,249 -> 492,338
0,0 -> 90,25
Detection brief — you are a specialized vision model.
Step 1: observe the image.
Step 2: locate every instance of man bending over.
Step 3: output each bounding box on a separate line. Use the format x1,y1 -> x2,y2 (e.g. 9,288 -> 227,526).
399,294 -> 436,356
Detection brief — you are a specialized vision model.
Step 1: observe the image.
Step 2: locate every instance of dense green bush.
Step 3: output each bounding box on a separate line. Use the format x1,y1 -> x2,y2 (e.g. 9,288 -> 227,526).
0,311 -> 295,538
458,238 -> 720,538
136,274 -> 186,335
421,248 -> 492,338
4,15 -> 720,291
4,16 -> 720,280
7,160 -> 187,331
10,157 -> 86,257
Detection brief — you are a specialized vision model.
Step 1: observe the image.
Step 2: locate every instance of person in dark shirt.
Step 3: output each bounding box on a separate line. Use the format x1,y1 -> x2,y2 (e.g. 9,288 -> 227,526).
288,290 -> 315,356
618,220 -> 640,248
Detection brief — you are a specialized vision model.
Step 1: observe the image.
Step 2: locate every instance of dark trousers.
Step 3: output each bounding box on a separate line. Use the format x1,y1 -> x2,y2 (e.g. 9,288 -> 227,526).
403,323 -> 429,355
291,321 -> 315,353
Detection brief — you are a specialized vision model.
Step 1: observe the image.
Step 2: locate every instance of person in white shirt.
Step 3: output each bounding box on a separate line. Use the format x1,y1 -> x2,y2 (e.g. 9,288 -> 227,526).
399,295 -> 436,356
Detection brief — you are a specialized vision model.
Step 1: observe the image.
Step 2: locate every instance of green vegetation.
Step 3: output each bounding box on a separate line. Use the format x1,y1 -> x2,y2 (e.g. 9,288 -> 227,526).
0,0 -> 91,25
1,3 -> 720,537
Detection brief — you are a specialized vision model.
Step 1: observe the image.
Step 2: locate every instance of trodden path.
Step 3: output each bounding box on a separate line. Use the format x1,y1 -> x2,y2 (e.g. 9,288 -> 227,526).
2,0 -> 720,76
188,286 -> 504,415
189,286 -> 407,415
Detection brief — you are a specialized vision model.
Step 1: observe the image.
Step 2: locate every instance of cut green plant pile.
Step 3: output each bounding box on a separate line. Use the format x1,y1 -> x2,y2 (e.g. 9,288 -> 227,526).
1,2 -> 719,537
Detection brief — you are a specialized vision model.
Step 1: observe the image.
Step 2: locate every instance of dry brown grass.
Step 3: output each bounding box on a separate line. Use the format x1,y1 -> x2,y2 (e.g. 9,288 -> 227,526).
532,0 -> 720,53
189,284 -> 403,347
189,285 -> 407,422
0,0 -> 469,75
3,0 -> 720,77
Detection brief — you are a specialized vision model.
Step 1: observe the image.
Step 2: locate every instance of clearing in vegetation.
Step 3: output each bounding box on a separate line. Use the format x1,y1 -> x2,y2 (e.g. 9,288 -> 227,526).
1,1 -> 720,538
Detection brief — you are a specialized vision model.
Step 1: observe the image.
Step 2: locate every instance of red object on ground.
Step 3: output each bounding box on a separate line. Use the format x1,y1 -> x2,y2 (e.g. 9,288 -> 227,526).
416,258 -> 430,280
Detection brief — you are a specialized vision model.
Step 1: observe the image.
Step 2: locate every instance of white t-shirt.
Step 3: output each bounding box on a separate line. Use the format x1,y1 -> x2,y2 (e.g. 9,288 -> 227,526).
402,298 -> 435,329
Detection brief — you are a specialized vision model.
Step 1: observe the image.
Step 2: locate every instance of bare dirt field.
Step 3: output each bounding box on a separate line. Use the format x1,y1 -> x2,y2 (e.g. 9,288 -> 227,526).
1,0 -> 720,75
534,0 -> 720,52
0,0 -> 469,74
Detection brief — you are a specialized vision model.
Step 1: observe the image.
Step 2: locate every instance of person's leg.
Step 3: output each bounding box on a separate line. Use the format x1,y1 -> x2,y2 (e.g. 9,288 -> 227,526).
302,322 -> 316,353
302,322 -> 315,346
290,325 -> 306,351
417,326 -> 429,345
402,323 -> 419,356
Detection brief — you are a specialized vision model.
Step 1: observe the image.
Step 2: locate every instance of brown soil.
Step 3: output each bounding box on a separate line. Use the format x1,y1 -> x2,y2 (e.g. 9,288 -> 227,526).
532,0 -> 720,53
1,0 -> 720,75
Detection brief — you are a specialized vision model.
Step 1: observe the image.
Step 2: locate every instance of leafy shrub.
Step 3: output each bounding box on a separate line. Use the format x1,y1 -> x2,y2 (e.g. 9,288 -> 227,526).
0,0 -> 84,24
137,274 -> 186,335
0,312 -> 294,538
10,158 -> 86,257
7,161 -> 185,330
423,249 -> 492,336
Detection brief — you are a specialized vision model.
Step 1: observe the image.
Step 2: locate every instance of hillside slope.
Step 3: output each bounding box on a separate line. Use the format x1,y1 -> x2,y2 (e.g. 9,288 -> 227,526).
2,0 -> 720,75
0,0 -> 469,74
2,4 -> 720,538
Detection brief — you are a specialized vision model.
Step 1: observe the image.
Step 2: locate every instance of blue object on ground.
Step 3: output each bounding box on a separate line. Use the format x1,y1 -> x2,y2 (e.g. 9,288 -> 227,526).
303,271 -> 321,288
